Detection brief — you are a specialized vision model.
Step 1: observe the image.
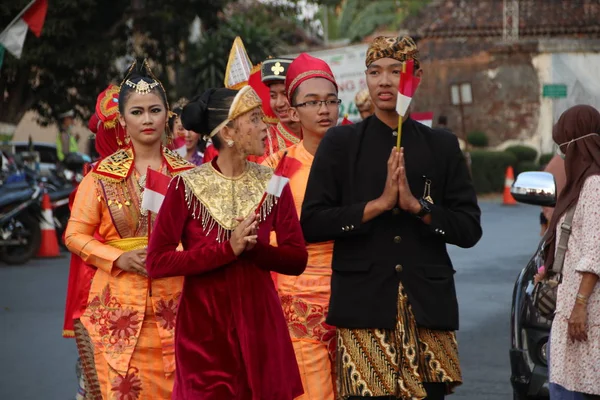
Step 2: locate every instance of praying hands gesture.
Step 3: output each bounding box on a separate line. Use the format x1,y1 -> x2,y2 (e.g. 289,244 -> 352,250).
397,147 -> 421,214
231,213 -> 259,256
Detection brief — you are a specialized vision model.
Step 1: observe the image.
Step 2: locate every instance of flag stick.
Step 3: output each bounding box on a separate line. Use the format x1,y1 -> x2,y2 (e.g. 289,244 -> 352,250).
146,166 -> 152,296
396,62 -> 407,151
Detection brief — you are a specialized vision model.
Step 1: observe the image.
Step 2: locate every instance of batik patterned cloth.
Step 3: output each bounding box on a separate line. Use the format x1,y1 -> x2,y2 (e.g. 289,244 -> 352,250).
336,283 -> 462,399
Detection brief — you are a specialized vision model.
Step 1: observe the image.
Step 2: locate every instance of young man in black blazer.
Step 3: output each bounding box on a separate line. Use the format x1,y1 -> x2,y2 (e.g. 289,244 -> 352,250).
301,36 -> 482,400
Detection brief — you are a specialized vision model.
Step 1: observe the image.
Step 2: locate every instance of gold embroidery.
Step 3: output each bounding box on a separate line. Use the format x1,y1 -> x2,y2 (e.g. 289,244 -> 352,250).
163,147 -> 194,173
93,148 -> 134,183
276,122 -> 301,148
177,162 -> 276,242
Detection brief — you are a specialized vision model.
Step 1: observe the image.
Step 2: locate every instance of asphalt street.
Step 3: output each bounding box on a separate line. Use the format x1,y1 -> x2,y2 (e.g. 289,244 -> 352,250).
0,201 -> 542,400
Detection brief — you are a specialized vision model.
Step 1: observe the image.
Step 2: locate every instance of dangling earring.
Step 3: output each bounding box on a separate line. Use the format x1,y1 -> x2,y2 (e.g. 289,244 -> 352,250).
227,140 -> 234,148
124,134 -> 131,146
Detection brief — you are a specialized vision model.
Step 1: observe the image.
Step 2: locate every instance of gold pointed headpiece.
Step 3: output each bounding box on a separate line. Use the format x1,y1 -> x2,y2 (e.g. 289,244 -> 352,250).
224,37 -> 254,90
208,86 -> 262,138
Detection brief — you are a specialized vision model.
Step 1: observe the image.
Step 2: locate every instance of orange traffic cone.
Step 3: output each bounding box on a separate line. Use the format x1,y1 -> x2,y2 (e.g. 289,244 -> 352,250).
503,166 -> 517,206
36,191 -> 61,257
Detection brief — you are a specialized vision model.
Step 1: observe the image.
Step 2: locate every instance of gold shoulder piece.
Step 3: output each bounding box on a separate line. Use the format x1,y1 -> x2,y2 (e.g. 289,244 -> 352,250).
178,163 -> 274,242
92,147 -> 134,183
162,147 -> 194,175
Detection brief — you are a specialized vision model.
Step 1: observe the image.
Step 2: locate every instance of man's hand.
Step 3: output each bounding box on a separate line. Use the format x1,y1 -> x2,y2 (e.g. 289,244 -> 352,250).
375,147 -> 401,211
397,147 -> 421,214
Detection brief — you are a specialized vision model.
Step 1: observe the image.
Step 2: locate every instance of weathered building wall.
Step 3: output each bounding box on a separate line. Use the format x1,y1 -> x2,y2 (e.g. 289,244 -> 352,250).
411,38 -> 540,147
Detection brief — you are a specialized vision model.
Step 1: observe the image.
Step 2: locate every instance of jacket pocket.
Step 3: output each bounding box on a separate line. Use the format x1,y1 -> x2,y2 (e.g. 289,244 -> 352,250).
404,264 -> 458,330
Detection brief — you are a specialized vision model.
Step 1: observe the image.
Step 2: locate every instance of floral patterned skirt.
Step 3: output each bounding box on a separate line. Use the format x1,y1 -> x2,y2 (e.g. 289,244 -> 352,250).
93,298 -> 174,400
336,283 -> 462,399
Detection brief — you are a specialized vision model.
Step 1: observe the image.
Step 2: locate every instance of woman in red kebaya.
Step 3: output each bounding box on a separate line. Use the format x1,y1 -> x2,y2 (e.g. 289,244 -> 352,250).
146,86 -> 307,400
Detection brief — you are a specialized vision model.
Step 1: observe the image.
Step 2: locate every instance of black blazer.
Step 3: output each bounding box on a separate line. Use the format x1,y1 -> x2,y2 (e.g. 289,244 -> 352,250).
301,116 -> 482,331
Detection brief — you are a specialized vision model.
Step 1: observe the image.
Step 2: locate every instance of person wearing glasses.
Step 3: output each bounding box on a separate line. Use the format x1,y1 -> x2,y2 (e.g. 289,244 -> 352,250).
263,53 -> 340,399
301,36 -> 482,400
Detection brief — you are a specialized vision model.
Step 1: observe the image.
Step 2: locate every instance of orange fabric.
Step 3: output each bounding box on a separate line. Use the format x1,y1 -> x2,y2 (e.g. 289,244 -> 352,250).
263,142 -> 336,400
65,151 -> 189,398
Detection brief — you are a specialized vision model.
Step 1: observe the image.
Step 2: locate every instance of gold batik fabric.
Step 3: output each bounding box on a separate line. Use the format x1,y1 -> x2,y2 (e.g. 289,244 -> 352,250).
365,36 -> 419,67
174,161 -> 276,242
336,283 -> 461,399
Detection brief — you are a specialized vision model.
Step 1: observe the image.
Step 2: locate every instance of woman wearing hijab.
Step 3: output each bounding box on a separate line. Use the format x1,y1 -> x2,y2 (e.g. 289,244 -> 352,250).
542,105 -> 600,399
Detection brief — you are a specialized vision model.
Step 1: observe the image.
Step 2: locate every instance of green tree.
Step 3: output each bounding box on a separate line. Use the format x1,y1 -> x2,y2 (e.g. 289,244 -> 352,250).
320,0 -> 429,43
186,1 -> 307,95
0,0 -> 233,131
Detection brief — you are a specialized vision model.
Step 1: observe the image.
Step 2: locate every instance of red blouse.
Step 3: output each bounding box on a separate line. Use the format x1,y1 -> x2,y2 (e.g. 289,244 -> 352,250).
146,172 -> 307,400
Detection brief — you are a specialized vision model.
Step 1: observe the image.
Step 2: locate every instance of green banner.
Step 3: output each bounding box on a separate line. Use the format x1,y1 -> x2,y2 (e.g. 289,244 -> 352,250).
0,46 -> 4,71
543,84 -> 567,98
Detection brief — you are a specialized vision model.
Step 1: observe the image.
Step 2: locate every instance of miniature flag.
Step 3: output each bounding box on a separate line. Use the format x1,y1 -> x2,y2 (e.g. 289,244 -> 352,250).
142,168 -> 172,214
256,152 -> 302,213
341,114 -> 353,125
411,111 -> 434,128
0,0 -> 48,59
396,59 -> 421,117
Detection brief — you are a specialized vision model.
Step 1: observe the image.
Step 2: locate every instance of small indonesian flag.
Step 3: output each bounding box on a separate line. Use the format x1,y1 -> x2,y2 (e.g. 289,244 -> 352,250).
396,59 -> 421,117
411,111 -> 434,128
0,0 -> 48,59
142,168 -> 172,214
256,152 -> 301,213
341,114 -> 353,125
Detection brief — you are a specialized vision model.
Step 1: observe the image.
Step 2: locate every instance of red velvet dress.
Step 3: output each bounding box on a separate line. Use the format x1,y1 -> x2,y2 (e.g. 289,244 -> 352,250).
146,161 -> 307,400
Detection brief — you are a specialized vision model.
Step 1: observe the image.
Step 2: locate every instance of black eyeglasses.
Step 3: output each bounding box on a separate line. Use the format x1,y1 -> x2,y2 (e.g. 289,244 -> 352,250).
293,99 -> 342,109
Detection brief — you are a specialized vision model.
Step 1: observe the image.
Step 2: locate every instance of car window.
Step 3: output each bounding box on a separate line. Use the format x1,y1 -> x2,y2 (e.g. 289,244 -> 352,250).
35,145 -> 57,164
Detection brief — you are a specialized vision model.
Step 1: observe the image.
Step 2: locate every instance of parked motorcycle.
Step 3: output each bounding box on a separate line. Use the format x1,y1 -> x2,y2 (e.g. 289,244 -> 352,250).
0,178 -> 43,265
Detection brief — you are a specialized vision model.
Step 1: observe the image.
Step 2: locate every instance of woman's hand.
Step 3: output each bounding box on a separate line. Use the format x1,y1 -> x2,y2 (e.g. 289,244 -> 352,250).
230,214 -> 258,256
568,302 -> 588,342
114,249 -> 148,276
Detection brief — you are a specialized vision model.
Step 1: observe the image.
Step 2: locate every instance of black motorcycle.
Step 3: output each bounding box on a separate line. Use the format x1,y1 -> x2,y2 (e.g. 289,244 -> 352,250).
0,179 -> 43,265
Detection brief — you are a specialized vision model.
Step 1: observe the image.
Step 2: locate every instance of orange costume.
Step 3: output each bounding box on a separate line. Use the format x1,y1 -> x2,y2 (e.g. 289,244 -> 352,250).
65,146 -> 193,399
264,141 -> 336,399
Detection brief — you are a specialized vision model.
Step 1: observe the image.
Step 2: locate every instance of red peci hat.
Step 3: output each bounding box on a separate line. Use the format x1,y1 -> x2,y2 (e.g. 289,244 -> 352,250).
285,53 -> 337,103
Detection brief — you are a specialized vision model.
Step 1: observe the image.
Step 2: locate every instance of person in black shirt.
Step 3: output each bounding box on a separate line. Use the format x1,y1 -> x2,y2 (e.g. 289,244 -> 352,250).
301,36 -> 482,400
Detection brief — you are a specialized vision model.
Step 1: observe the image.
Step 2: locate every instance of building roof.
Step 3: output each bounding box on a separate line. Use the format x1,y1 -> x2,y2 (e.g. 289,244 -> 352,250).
403,0 -> 600,39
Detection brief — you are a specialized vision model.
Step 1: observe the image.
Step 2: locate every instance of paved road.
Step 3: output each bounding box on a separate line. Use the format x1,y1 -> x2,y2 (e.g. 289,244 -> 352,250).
0,201 -> 542,400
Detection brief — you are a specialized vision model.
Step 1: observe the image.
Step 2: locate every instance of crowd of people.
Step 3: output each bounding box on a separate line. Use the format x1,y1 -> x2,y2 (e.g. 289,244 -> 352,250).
60,33 -> 599,400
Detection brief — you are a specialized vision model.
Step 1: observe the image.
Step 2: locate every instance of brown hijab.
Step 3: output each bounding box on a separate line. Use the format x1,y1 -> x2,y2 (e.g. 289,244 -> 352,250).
544,105 -> 600,269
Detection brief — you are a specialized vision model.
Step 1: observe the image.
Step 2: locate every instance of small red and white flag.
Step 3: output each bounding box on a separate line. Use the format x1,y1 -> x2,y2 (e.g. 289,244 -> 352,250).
256,151 -> 301,213
411,111 -> 434,128
0,0 -> 48,59
142,168 -> 172,214
396,59 -> 421,117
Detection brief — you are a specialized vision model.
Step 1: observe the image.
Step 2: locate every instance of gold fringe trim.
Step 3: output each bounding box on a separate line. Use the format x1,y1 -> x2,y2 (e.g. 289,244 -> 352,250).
174,176 -> 278,243
63,329 -> 75,338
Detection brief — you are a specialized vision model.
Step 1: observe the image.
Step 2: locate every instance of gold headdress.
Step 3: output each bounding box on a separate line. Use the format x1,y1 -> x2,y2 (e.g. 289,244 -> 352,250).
208,85 -> 262,138
224,37 -> 254,90
119,59 -> 171,112
365,36 -> 419,67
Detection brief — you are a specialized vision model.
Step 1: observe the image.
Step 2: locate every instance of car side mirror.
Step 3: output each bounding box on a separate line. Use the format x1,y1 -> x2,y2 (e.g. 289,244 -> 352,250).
510,171 -> 557,207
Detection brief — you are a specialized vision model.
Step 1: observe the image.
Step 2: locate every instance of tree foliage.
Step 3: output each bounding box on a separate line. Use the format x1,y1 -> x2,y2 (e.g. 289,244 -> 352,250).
320,0 -> 429,43
0,0 -> 326,128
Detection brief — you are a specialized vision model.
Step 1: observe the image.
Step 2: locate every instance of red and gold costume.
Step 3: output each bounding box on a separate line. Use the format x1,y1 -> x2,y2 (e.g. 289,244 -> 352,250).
146,84 -> 307,399
65,146 -> 193,400
262,54 -> 338,400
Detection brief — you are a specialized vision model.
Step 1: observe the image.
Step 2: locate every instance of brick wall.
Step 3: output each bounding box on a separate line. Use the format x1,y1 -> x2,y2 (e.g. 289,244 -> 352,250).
411,38 -> 540,146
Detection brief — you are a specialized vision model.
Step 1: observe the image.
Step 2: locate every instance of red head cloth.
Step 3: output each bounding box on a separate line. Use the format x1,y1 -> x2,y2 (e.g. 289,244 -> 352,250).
285,53 -> 337,103
248,65 -> 278,125
90,84 -> 126,158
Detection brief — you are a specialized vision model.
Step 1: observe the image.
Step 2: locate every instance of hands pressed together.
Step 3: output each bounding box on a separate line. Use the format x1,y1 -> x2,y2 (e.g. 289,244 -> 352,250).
230,213 -> 259,256
378,147 -> 421,214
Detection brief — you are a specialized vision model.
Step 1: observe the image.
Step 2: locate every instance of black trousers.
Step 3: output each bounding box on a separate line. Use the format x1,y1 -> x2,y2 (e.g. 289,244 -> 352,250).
347,382 -> 446,400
